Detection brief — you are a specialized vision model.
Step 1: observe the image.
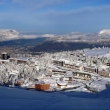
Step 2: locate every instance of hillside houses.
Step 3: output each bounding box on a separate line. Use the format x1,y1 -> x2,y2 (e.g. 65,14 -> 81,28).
0,47 -> 110,92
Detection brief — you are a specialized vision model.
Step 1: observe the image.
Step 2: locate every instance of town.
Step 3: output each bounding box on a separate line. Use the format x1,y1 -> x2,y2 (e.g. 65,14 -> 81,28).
0,47 -> 110,93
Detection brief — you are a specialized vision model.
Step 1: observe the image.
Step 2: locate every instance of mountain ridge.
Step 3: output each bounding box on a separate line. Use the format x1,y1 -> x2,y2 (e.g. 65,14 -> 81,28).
0,29 -> 110,42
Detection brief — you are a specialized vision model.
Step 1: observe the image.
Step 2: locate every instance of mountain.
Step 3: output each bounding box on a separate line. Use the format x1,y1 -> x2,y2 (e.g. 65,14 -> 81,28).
0,29 -> 19,41
0,29 -> 42,41
1,29 -> 110,52
0,29 -> 110,42
44,29 -> 110,43
99,29 -> 110,35
0,38 -> 47,47
30,29 -> 110,52
30,41 -> 110,52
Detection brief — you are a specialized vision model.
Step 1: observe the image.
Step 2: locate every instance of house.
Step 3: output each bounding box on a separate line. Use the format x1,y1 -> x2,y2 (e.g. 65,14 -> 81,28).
17,58 -> 29,64
83,66 -> 97,73
49,67 -> 66,75
15,79 -> 24,85
52,60 -> 64,66
64,71 -> 73,82
27,84 -> 36,90
9,58 -> 29,64
45,73 -> 53,77
35,83 -> 50,91
63,76 -> 73,82
1,52 -> 9,60
107,63 -> 110,66
56,81 -> 68,89
64,63 -> 82,70
98,69 -> 110,77
0,59 -> 9,64
9,58 -> 16,63
73,71 -> 91,80
49,69 -> 66,76
52,69 -> 66,74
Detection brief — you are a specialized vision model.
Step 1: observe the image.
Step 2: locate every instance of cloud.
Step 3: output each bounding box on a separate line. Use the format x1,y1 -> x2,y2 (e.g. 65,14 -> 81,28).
0,1 -> 110,33
31,4 -> 110,28
12,0 -> 68,10
42,34 -> 55,38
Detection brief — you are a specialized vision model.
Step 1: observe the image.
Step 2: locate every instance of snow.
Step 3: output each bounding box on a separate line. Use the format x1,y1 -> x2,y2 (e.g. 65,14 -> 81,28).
1,29 -> 110,42
59,59 -> 71,64
1,47 -> 110,109
0,86 -> 110,109
9,72 -> 18,75
0,29 -> 39,41
84,47 -> 110,57
57,81 -> 68,86
99,29 -> 110,35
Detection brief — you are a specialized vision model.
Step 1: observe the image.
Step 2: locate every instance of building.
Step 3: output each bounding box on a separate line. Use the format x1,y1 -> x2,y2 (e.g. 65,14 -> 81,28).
53,60 -> 64,66
83,66 -> 97,73
1,52 -> 8,60
57,81 -> 68,89
35,84 -> 50,91
64,64 -> 82,70
9,58 -> 29,64
50,69 -> 66,75
73,71 -> 91,80
98,70 -> 110,77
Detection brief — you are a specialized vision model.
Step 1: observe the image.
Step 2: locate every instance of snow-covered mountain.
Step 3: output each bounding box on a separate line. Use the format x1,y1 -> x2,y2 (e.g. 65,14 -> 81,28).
46,29 -> 110,43
0,29 -> 39,41
0,29 -> 19,41
0,29 -> 110,42
99,29 -> 110,35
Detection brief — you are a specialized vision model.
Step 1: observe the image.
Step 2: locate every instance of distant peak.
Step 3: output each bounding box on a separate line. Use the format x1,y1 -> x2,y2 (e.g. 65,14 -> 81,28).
99,29 -> 110,35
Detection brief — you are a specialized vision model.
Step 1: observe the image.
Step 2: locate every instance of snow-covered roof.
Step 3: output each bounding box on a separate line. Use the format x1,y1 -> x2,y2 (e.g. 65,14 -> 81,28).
59,59 -> 71,64
49,66 -> 66,72
17,58 -> 29,61
1,52 -> 7,54
57,81 -> 68,86
27,84 -> 35,88
0,59 -> 9,62
35,81 -> 43,84
9,58 -> 29,61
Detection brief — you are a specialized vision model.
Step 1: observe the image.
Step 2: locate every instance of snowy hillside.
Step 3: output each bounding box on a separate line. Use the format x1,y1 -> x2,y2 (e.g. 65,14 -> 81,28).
0,47 -> 110,109
0,86 -> 110,110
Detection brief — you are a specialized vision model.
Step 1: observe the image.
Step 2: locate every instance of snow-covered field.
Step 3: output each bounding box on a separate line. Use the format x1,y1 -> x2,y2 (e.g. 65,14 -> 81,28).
0,86 -> 110,110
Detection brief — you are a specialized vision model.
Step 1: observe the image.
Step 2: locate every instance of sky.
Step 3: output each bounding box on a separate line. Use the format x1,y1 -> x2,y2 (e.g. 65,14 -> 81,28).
0,0 -> 110,34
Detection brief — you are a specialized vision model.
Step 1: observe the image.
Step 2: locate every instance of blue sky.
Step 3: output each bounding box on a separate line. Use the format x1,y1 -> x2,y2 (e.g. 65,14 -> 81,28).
0,0 -> 110,34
